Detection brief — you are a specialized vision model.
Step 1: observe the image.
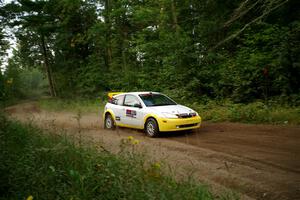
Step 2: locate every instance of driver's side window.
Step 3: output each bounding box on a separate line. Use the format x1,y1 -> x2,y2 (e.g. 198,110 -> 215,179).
124,95 -> 141,107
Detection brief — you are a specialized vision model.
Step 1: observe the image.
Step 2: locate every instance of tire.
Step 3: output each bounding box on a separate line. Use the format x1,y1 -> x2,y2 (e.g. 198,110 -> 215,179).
104,114 -> 115,129
145,118 -> 159,137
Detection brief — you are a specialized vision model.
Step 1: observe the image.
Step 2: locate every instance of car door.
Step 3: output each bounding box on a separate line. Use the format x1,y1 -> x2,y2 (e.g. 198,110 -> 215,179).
110,95 -> 125,124
122,95 -> 144,128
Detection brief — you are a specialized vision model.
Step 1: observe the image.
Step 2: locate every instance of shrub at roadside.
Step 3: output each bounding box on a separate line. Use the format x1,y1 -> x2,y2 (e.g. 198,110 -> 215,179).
38,98 -> 300,125
1,67 -> 48,107
0,116 -> 220,200
188,100 -> 300,125
38,98 -> 102,113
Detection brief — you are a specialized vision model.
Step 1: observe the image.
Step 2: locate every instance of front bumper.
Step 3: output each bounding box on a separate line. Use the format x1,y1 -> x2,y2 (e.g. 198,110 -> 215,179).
157,116 -> 201,132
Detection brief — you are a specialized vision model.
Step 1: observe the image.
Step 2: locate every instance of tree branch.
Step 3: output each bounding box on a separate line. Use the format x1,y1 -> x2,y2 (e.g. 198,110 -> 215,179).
224,0 -> 262,28
210,0 -> 288,51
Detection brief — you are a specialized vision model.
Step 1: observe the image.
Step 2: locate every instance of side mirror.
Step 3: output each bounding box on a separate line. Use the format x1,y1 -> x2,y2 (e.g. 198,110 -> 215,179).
134,103 -> 142,108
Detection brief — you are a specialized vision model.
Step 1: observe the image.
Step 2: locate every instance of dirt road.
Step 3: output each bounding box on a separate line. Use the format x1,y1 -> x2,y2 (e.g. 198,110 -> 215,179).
4,102 -> 300,200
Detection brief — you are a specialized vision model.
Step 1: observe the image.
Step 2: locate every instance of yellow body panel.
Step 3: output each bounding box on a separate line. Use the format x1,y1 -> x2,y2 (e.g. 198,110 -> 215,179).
143,114 -> 201,132
156,116 -> 201,132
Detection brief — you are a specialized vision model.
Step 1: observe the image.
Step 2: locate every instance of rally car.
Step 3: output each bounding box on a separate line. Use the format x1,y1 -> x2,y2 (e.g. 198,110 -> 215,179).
103,92 -> 201,137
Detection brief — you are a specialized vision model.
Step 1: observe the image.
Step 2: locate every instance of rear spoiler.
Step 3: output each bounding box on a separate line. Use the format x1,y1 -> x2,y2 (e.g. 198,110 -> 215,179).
108,92 -> 124,101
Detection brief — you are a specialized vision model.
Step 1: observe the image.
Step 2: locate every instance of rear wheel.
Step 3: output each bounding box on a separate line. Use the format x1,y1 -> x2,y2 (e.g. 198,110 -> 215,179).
104,114 -> 115,129
145,118 -> 159,137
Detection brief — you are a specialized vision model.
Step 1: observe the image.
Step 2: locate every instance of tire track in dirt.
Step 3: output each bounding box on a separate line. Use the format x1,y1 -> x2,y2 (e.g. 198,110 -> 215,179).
4,102 -> 300,200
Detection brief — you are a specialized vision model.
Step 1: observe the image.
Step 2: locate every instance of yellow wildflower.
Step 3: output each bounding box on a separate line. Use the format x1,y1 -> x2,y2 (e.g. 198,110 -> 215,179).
153,162 -> 161,169
132,139 -> 139,145
26,195 -> 33,200
127,136 -> 134,141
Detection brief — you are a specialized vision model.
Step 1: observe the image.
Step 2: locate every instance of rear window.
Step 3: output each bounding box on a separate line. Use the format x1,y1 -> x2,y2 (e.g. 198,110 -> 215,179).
109,95 -> 124,105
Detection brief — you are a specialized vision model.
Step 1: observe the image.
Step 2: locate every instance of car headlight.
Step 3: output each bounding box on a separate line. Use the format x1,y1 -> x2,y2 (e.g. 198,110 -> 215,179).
190,112 -> 198,117
162,113 -> 179,119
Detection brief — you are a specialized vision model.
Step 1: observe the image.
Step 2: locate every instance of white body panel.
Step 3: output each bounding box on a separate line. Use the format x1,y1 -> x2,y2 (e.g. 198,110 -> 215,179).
121,106 -> 146,127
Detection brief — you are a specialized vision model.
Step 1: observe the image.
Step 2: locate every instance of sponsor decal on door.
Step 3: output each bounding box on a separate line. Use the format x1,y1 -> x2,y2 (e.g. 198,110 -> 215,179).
126,109 -> 137,118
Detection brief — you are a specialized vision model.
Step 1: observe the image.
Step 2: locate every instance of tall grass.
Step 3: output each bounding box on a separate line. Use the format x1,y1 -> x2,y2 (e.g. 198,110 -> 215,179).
38,98 -> 103,113
0,116 -> 224,200
188,100 -> 300,125
38,98 -> 300,125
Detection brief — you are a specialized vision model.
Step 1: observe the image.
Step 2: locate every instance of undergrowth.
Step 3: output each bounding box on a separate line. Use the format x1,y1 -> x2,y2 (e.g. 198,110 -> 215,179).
188,100 -> 300,125
38,98 -> 300,125
38,98 -> 103,113
0,116 -> 235,200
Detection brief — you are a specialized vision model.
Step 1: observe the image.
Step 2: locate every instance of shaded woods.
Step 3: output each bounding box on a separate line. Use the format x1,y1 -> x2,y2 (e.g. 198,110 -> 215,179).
0,0 -> 299,104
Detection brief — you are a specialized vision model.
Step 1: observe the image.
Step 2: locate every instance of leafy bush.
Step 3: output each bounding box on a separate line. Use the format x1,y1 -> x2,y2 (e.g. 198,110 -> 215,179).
191,100 -> 300,124
1,66 -> 48,106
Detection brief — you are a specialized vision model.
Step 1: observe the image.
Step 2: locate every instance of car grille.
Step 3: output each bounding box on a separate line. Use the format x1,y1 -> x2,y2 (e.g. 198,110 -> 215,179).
176,113 -> 194,118
178,123 -> 198,128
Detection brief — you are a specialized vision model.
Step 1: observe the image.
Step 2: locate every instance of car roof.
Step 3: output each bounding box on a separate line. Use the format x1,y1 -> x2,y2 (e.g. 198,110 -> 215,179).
115,91 -> 160,96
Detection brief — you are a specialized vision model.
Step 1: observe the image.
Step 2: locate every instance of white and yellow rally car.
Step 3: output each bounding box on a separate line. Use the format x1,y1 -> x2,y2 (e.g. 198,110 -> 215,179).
103,92 -> 201,137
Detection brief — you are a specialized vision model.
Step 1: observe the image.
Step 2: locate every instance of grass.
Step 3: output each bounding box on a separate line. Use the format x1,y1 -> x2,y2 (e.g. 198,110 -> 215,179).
38,97 -> 104,113
38,97 -> 300,125
0,115 -> 236,200
188,100 -> 300,125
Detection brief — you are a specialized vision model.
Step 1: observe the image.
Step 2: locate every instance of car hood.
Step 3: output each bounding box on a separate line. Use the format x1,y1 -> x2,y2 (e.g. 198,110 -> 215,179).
148,105 -> 195,114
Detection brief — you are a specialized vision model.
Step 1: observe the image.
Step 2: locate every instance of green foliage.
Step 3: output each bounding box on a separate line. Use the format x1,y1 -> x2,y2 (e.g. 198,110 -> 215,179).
0,61 -> 47,105
0,116 -> 218,200
218,22 -> 300,102
0,29 -> 9,67
0,1 -> 9,67
38,97 -> 103,113
191,100 -> 300,125
37,97 -> 300,125
1,0 -> 299,105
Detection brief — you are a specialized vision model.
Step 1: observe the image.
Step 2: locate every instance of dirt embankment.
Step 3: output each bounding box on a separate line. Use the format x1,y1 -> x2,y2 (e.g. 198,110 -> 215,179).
4,102 -> 300,200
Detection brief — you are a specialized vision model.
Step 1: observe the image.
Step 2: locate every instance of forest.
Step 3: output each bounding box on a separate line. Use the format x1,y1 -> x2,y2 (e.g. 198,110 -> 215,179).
1,2 -> 300,199
0,0 -> 299,105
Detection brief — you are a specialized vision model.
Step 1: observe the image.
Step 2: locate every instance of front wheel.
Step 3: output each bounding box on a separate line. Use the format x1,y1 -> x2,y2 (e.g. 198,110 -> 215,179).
104,114 -> 115,129
145,118 -> 159,137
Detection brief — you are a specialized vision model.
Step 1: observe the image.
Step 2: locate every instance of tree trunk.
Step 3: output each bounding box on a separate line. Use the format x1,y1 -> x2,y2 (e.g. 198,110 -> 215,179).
171,0 -> 179,33
41,34 -> 56,97
121,31 -> 127,72
104,0 -> 112,68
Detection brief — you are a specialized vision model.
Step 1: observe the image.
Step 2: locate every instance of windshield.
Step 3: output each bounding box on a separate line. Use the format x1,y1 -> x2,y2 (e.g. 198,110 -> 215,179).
139,93 -> 177,107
